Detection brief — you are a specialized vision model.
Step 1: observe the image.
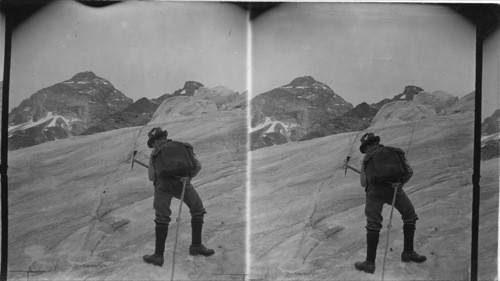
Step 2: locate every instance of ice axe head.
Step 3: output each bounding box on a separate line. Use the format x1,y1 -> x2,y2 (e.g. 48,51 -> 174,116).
131,150 -> 137,171
344,156 -> 351,177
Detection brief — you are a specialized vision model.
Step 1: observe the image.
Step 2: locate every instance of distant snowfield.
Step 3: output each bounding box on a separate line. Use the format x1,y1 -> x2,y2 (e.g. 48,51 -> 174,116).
250,113 -> 497,280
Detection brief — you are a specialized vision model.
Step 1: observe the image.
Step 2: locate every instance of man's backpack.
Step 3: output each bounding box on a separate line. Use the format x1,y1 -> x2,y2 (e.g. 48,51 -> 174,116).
153,141 -> 201,178
364,146 -> 409,184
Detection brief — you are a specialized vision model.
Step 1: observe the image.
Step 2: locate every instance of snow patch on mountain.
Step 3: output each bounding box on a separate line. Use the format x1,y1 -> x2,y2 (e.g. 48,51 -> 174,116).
481,132 -> 500,145
95,79 -> 110,85
316,82 -> 331,91
280,81 -> 331,92
8,111 -> 80,134
250,117 -> 298,134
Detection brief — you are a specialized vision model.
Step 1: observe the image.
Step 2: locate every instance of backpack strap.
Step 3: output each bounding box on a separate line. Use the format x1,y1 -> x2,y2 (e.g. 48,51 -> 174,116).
151,139 -> 171,157
363,145 -> 383,162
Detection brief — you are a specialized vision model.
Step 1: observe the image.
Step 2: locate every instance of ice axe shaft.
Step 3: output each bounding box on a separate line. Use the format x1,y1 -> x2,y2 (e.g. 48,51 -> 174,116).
133,159 -> 149,169
345,165 -> 361,175
131,150 -> 149,170
343,156 -> 361,175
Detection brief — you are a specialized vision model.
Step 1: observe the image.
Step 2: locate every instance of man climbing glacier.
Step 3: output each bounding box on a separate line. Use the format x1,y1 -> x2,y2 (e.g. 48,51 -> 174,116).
143,127 -> 214,267
355,132 -> 426,274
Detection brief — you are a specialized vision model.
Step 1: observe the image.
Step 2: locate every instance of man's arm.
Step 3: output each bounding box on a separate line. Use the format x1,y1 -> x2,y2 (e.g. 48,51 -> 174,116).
192,152 -> 201,177
360,164 -> 367,188
401,155 -> 413,184
148,157 -> 156,182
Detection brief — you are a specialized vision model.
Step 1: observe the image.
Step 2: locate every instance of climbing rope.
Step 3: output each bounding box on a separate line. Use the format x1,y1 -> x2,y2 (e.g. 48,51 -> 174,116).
381,120 -> 417,281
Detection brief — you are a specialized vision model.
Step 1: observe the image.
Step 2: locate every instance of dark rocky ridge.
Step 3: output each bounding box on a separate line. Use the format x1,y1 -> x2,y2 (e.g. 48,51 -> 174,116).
482,139 -> 499,161
154,81 -> 204,104
250,76 -> 353,149
481,109 -> 500,160
80,97 -> 159,135
250,78 -> 426,150
82,81 -> 205,135
372,85 -> 423,109
482,109 -> 500,135
8,71 -> 133,149
250,81 -> 475,150
9,77 -> 220,150
9,71 -> 132,132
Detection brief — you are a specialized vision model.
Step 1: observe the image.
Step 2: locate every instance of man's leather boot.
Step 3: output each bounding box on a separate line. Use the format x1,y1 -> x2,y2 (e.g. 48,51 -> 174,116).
355,231 -> 379,274
189,217 -> 215,256
143,224 -> 169,266
401,224 -> 427,263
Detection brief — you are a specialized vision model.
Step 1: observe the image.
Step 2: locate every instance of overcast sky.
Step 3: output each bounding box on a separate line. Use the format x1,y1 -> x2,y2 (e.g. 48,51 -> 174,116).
2,2 -> 499,119
252,3 -> 476,106
483,28 -> 500,119
9,1 -> 247,108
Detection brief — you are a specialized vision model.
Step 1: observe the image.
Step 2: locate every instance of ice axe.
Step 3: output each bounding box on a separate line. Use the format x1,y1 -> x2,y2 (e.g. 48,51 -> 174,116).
131,150 -> 149,170
343,156 -> 361,176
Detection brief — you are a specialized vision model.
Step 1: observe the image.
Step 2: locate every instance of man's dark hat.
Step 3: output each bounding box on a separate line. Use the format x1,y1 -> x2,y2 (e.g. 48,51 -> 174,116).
147,127 -> 168,148
359,132 -> 380,154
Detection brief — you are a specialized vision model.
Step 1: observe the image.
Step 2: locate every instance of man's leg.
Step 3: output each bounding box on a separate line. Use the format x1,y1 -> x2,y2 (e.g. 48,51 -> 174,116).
393,190 -> 426,263
143,185 -> 174,266
178,183 -> 214,256
355,193 -> 384,274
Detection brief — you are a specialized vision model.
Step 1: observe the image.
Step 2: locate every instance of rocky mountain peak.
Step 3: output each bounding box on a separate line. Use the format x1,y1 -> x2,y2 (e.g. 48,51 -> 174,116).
183,81 -> 204,93
342,102 -> 378,120
372,85 -> 425,109
8,72 -> 133,150
154,81 -> 205,105
70,71 -> 99,82
250,76 -> 353,149
402,85 -> 424,97
282,76 -> 336,98
289,76 -> 317,87
61,71 -> 118,96
135,97 -> 150,103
